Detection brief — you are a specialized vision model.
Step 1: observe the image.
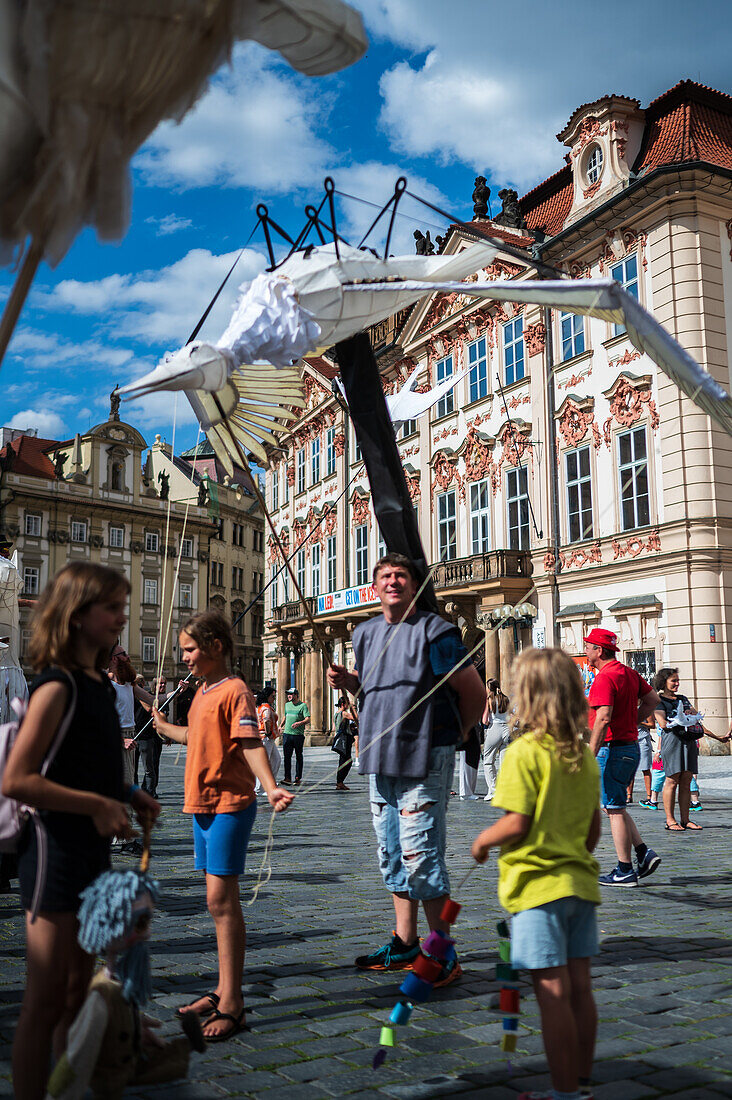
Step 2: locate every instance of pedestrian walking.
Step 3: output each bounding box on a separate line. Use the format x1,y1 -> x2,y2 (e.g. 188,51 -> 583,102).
652,667 -> 730,831
331,697 -> 355,790
585,628 -> 661,886
136,674 -> 168,799
457,723 -> 481,799
281,687 -> 309,786
632,715 -> 655,807
152,610 -> 292,1041
471,648 -> 601,1100
482,679 -> 511,801
255,687 -> 281,794
107,646 -> 155,788
2,563 -> 159,1100
326,552 -> 485,982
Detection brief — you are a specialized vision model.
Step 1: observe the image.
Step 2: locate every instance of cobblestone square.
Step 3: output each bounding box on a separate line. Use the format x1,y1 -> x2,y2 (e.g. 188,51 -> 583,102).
1,750 -> 730,1098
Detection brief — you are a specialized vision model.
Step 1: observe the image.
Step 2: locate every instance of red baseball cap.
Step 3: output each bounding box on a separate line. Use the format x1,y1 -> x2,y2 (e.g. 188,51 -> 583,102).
583,627 -> 618,651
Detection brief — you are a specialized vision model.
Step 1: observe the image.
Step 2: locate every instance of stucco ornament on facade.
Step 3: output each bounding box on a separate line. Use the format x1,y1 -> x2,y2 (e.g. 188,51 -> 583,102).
406,474 -> 421,503
463,426 -> 497,493
571,116 -> 607,157
431,451 -> 462,495
612,530 -> 661,559
332,432 -> 345,457
524,321 -> 547,357
598,229 -> 647,274
350,493 -> 371,525
603,375 -> 660,445
557,399 -> 600,449
543,542 -> 602,572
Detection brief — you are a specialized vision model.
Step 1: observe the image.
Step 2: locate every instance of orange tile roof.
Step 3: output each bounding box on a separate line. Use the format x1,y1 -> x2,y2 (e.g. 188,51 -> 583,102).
0,434 -> 59,479
447,220 -> 534,250
303,354 -> 338,381
520,166 -> 573,238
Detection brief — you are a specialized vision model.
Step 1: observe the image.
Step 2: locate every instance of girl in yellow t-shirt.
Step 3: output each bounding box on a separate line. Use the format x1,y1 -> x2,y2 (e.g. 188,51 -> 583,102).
153,611 -> 292,1042
471,648 -> 601,1100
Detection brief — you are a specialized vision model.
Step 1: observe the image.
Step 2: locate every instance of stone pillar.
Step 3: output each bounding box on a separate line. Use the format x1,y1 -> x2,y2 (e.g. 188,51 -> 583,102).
498,624 -> 516,684
484,628 -> 499,684
310,645 -> 324,742
276,647 -> 289,718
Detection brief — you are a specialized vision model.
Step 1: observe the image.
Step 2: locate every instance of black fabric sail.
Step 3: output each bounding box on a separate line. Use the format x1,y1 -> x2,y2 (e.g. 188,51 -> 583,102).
336,332 -> 438,613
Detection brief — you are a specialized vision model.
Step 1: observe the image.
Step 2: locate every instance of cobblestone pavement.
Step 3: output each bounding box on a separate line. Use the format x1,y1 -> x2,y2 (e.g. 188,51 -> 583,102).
1,751 -> 731,1099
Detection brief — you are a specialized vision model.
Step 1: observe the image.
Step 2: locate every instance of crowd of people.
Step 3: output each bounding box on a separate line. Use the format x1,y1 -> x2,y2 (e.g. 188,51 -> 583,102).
1,555 -> 730,1100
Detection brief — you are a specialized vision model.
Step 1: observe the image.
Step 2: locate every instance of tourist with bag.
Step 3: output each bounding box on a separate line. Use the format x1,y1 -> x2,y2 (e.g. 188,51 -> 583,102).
331,697 -> 355,790
1,563 -> 160,1100
652,667 -> 730,831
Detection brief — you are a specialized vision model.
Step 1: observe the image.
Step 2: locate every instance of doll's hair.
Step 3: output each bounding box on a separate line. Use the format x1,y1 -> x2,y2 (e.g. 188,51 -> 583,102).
510,647 -> 589,771
29,563 -> 130,672
77,869 -> 159,953
180,609 -> 234,662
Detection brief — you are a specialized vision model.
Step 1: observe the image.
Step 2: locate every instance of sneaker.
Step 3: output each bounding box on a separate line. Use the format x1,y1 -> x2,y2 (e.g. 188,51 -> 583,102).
432,956 -> 462,988
460,794 -> 480,801
636,847 -> 661,880
484,794 -> 493,802
638,798 -> 654,808
690,802 -> 703,812
294,778 -> 301,786
355,933 -> 420,971
599,865 -> 638,887
282,779 -> 292,786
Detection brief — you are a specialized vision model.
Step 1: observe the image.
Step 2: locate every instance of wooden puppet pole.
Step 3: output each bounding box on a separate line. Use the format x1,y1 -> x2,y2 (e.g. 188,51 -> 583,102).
211,395 -> 333,668
0,238 -> 44,367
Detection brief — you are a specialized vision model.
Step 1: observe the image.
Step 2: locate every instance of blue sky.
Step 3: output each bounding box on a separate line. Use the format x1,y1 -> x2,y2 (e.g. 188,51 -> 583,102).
2,0 -> 731,451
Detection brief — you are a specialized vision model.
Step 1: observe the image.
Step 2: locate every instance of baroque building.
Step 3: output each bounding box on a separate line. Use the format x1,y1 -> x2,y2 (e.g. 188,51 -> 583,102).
263,79 -> 732,748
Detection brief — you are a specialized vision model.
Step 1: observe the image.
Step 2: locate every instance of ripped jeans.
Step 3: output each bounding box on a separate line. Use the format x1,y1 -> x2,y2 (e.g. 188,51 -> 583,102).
369,746 -> 454,900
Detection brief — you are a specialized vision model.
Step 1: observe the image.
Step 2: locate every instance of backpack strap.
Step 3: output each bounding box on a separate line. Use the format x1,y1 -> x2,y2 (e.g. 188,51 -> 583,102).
28,671 -> 78,923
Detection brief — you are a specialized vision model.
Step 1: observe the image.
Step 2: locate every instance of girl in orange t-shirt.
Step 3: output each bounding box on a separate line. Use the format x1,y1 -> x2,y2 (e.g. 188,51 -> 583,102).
153,611 -> 292,1041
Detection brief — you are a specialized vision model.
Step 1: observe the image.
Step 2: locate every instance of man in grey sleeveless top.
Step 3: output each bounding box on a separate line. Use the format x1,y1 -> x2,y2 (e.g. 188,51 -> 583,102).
327,553 -> 485,985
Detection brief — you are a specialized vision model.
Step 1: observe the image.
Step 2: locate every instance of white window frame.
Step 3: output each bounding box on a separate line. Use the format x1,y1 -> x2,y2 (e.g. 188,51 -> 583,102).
296,548 -> 306,595
143,578 -> 158,605
109,525 -> 124,549
611,254 -> 639,335
326,427 -> 336,477
618,426 -> 650,531
145,531 -> 159,553
399,419 -> 418,439
469,479 -> 491,554
23,565 -> 39,595
25,513 -> 42,537
311,543 -> 321,595
327,534 -> 337,592
142,635 -> 157,663
560,311 -> 585,361
503,316 -> 525,385
506,467 -> 530,550
311,437 -> 321,485
468,336 -> 488,403
565,446 -> 594,542
354,524 -> 369,586
179,582 -> 193,608
271,574 -> 279,610
435,354 -> 455,418
180,536 -> 193,557
437,489 -> 457,561
352,425 -> 361,462
296,448 -> 305,495
71,520 -> 87,544
586,145 -> 603,184
271,467 -> 279,511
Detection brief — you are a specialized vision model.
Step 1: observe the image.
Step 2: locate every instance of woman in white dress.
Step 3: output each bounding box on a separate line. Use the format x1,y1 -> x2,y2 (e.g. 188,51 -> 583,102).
482,679 -> 511,801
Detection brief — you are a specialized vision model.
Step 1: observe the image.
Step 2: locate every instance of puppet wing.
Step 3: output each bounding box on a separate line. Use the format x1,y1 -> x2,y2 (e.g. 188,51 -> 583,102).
45,990 -> 109,1100
345,278 -> 732,437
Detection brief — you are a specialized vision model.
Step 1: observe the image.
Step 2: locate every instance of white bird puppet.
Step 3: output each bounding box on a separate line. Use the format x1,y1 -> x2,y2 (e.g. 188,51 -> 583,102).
119,239 -> 498,467
671,700 -> 705,730
345,277 -> 732,438
333,362 -> 468,434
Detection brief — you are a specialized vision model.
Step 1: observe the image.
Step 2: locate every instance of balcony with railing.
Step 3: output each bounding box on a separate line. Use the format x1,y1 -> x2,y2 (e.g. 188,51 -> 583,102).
431,549 -> 531,590
271,598 -> 317,626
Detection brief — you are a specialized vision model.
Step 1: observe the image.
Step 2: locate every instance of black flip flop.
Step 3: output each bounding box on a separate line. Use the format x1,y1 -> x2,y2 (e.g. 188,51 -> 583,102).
203,1007 -> 249,1043
175,991 -> 219,1019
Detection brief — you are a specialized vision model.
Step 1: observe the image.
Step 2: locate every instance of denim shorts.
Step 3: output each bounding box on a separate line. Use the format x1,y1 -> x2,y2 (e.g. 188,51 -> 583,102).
597,742 -> 640,809
511,896 -> 599,970
192,802 -> 257,876
369,745 -> 454,901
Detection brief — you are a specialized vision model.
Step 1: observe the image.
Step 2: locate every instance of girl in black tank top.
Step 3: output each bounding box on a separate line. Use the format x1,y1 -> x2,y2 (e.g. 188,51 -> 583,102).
2,563 -> 160,1099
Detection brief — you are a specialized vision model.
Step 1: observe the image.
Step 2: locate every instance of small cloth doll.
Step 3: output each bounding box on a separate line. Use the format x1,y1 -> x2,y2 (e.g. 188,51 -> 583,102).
46,869 -> 205,1100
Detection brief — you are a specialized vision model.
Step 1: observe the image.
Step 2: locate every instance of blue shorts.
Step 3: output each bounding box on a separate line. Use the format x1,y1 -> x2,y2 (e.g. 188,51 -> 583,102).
511,897 -> 598,970
597,742 -> 640,809
369,745 -> 454,901
192,803 -> 257,877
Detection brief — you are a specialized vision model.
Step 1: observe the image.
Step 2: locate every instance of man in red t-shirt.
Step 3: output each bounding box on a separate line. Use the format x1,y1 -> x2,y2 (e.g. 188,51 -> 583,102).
586,628 -> 662,887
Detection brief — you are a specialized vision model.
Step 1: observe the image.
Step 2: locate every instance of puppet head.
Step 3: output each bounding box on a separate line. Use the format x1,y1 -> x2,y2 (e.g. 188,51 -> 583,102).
77,870 -> 159,1005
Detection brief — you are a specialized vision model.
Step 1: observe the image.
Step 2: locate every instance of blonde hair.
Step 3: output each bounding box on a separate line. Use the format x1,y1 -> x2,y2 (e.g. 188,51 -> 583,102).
29,563 -> 130,672
510,647 -> 589,771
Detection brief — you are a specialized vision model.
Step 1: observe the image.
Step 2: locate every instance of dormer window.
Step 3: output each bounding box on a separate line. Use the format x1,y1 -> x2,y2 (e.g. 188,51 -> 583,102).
585,146 -> 603,185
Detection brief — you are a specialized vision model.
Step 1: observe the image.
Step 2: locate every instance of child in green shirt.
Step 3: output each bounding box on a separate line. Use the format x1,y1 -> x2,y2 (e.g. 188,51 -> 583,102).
472,648 -> 601,1100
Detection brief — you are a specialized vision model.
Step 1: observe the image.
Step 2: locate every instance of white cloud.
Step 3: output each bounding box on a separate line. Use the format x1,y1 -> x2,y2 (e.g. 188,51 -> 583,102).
359,0 -> 732,193
136,45 -> 334,193
335,161 -> 452,255
8,328 -> 136,372
146,214 -> 193,236
38,247 -> 267,348
7,408 -> 66,438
